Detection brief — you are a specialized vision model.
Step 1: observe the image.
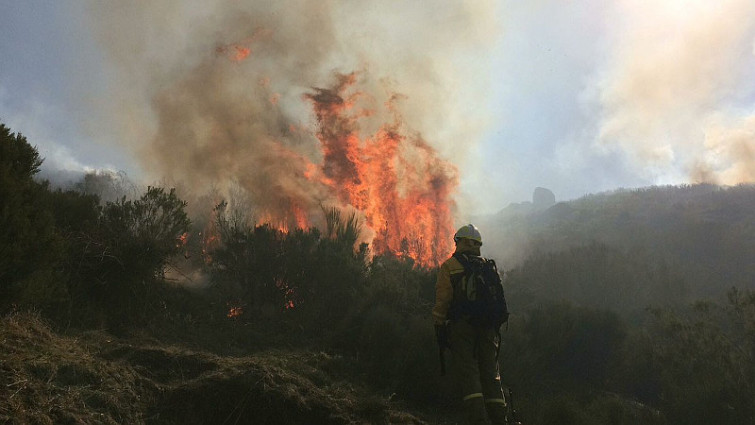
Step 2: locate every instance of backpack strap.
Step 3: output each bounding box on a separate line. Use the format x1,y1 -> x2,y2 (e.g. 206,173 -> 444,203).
452,253 -> 485,269
448,253 -> 471,322
452,252 -> 468,269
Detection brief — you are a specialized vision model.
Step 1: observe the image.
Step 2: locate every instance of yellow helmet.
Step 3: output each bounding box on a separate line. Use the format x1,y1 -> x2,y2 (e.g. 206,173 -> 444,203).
454,224 -> 482,245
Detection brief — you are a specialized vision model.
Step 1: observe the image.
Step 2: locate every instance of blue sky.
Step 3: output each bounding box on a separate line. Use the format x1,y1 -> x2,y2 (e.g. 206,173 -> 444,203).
2,1 -> 754,216
0,1 -> 134,172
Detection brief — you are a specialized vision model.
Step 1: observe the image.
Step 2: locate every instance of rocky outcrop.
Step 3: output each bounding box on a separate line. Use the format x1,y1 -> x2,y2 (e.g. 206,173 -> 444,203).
533,187 -> 556,210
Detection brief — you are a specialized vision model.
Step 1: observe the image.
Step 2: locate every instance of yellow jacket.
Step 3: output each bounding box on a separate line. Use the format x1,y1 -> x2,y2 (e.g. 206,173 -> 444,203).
432,255 -> 466,325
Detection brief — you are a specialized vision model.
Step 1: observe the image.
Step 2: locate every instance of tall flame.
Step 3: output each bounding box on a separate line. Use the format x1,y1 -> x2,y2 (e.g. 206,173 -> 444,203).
148,43 -> 458,267
306,73 -> 458,266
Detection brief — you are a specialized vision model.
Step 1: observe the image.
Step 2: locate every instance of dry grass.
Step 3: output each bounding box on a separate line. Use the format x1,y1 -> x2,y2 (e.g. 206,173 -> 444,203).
0,312 -> 151,424
0,312 -> 429,424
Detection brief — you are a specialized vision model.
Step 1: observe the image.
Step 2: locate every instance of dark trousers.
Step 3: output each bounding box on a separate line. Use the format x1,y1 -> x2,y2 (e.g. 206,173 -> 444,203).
449,319 -> 507,425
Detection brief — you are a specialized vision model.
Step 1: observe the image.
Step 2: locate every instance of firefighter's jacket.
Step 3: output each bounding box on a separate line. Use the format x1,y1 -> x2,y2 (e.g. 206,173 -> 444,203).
432,255 -> 465,325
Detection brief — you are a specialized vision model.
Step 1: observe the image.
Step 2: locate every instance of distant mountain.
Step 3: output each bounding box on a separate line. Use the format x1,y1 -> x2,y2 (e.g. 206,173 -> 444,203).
479,184 -> 755,305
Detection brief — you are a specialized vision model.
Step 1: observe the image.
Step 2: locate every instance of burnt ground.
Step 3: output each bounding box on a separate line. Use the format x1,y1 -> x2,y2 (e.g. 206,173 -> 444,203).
0,313 -> 442,425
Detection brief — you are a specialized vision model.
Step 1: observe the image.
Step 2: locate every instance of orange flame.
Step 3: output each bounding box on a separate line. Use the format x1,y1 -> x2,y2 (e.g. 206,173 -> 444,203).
176,232 -> 189,247
176,232 -> 190,258
199,52 -> 457,266
233,46 -> 251,62
305,74 -> 458,266
216,43 -> 252,62
217,29 -> 271,63
230,73 -> 458,266
227,306 -> 244,318
276,278 -> 296,310
200,205 -> 223,264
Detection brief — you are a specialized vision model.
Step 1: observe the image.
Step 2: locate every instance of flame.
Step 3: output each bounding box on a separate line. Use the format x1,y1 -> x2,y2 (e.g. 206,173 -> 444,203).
275,278 -> 296,310
216,43 -> 252,62
254,199 -> 310,234
227,306 -> 244,318
200,205 -> 223,264
176,232 -> 190,259
305,74 -> 458,266
200,72 -> 458,266
176,232 -> 189,247
233,46 -> 251,62
176,42 -> 459,267
216,29 -> 271,63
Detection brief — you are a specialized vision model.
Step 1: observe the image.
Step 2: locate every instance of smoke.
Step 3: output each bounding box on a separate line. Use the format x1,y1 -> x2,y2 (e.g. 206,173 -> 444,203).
594,0 -> 755,184
84,1 -> 498,261
694,113 -> 755,184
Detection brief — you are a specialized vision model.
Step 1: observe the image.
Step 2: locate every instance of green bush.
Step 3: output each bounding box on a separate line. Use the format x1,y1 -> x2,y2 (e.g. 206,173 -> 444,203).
0,124 -> 65,312
635,289 -> 755,425
501,302 -> 627,393
64,186 -> 191,329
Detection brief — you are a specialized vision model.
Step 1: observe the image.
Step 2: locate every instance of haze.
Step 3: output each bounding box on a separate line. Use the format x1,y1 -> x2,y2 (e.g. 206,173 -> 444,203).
1,0 -> 753,216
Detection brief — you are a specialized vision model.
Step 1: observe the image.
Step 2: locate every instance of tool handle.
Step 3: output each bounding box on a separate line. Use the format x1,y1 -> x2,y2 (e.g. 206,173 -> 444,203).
439,345 -> 446,376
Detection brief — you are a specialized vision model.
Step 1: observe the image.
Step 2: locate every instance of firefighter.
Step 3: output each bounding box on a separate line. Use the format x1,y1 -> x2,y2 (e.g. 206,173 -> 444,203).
433,224 -> 508,425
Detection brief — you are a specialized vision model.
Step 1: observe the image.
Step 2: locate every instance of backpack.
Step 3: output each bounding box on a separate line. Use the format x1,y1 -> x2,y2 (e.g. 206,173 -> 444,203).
450,253 -> 510,328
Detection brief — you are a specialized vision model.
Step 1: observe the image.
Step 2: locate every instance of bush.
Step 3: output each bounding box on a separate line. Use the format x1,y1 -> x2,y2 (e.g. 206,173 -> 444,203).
501,302 -> 627,394
65,186 -> 191,329
0,124 -> 65,312
208,206 -> 368,330
634,290 -> 755,425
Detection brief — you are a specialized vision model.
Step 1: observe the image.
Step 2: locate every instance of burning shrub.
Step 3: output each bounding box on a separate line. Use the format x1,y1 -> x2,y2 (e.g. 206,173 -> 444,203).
208,206 -> 368,329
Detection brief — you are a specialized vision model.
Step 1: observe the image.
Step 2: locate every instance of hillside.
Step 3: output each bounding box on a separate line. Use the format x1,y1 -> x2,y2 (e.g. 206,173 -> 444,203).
481,184 -> 755,309
0,313 -> 429,425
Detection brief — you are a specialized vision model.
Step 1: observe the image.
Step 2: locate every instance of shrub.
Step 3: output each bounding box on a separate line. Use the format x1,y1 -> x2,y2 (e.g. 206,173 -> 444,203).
208,206 -> 368,331
66,186 -> 191,328
0,124 -> 64,312
501,302 -> 627,394
635,290 -> 755,425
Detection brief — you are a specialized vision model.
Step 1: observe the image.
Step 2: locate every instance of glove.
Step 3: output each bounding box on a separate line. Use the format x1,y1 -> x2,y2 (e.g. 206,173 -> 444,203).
435,323 -> 450,349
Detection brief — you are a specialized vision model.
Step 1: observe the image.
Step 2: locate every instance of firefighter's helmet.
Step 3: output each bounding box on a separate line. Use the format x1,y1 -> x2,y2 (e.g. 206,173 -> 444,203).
454,224 -> 482,246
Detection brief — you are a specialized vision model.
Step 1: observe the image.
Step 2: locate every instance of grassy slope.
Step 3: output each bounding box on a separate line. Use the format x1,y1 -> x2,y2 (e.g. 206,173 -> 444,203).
0,313 -> 431,425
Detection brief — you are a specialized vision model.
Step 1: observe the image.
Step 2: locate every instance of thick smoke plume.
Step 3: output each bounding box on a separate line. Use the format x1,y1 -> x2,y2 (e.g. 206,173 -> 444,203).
595,0 -> 755,184
85,1 -> 496,265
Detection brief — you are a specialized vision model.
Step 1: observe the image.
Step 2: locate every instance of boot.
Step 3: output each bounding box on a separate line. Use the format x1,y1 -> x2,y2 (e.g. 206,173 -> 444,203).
463,395 -> 490,425
485,399 -> 508,425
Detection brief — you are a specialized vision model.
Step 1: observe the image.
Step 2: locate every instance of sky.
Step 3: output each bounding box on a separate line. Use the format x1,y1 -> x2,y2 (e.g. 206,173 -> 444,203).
1,0 -> 754,216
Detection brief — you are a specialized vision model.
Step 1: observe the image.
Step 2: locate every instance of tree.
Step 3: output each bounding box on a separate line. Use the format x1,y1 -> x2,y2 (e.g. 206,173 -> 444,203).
0,123 -> 63,310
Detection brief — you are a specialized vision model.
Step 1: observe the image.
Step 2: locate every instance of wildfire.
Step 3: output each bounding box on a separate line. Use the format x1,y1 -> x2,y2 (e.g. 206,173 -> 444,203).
225,72 -> 457,266
160,42 -> 459,268
276,278 -> 296,310
233,46 -> 251,62
176,232 -> 190,259
227,305 -> 244,318
305,73 -> 458,266
216,29 -> 271,63
216,43 -> 252,62
200,206 -> 223,265
176,232 -> 189,248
